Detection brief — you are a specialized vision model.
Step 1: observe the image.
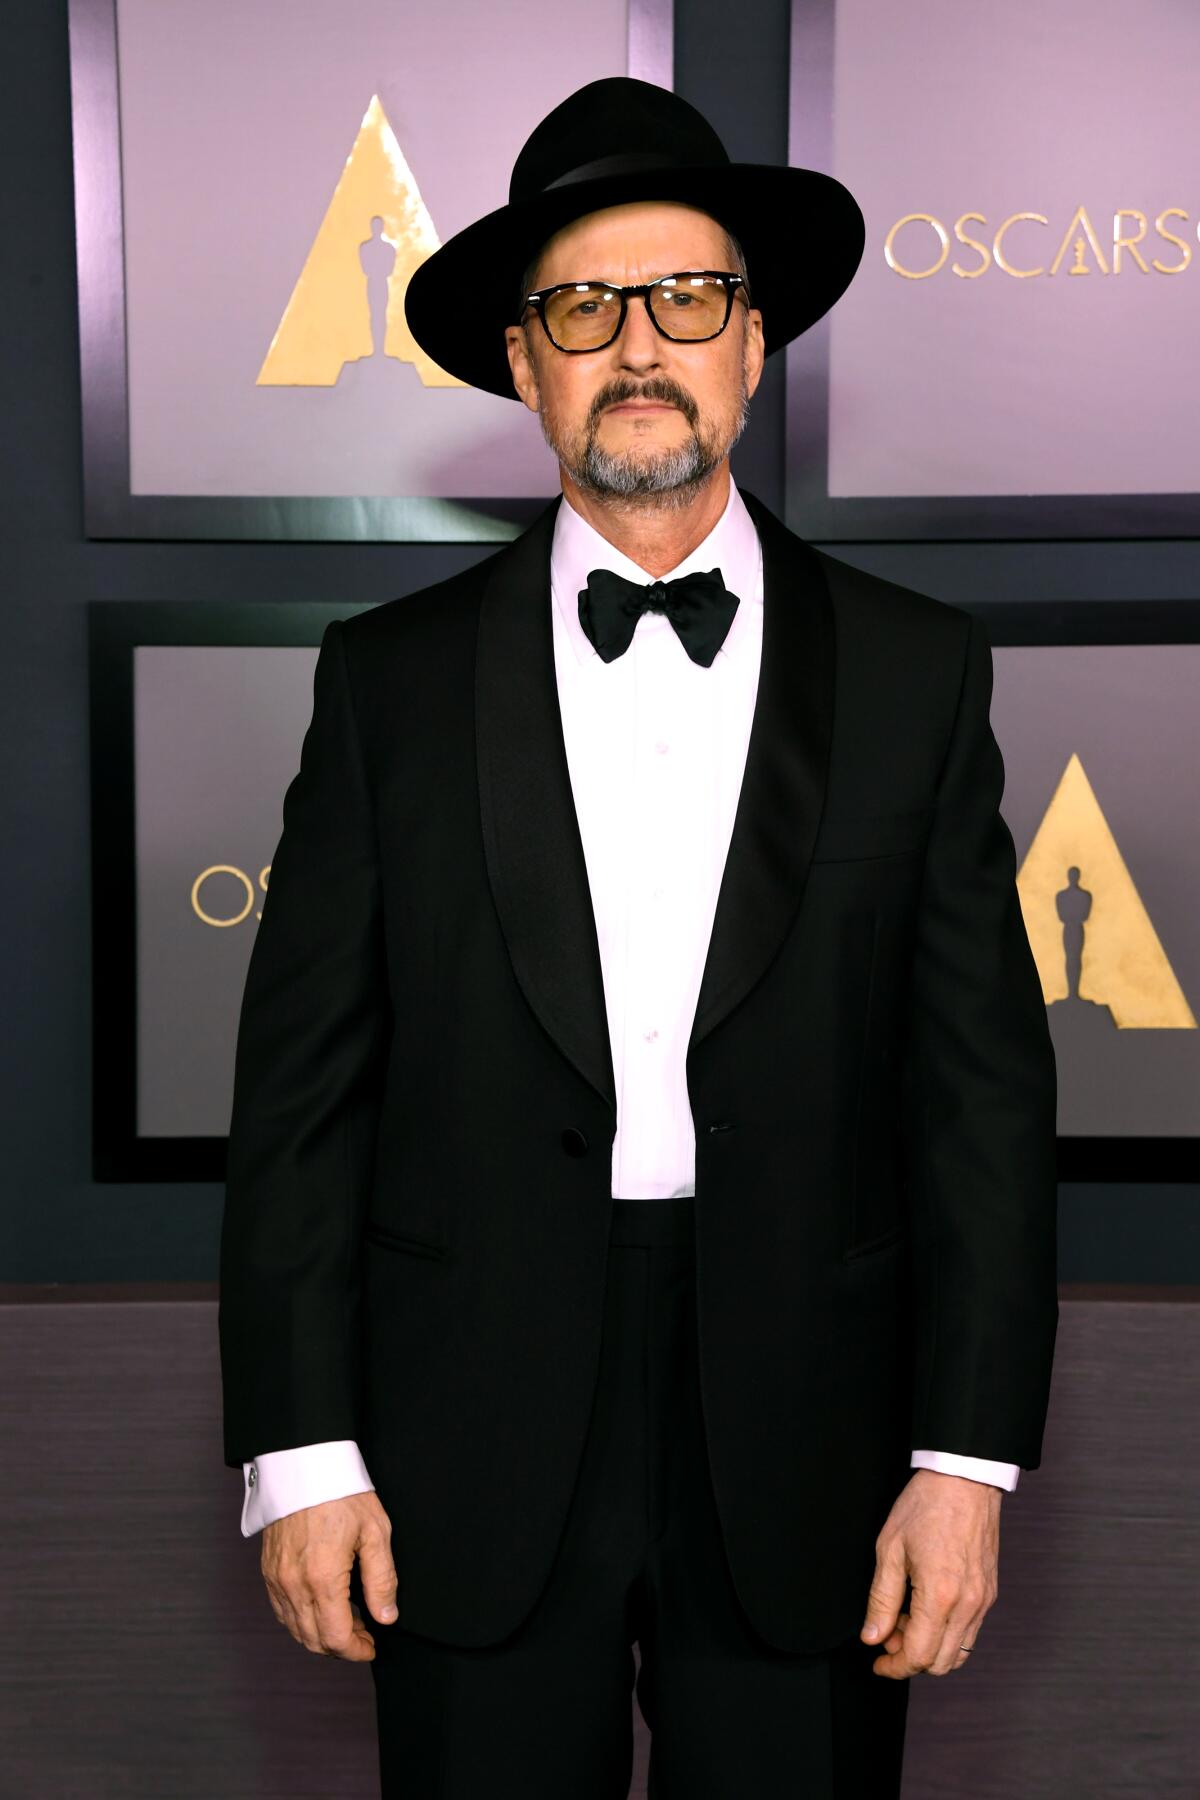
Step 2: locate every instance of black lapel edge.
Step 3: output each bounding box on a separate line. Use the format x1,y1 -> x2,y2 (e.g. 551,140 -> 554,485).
474,491 -> 617,1116
688,486 -> 836,1052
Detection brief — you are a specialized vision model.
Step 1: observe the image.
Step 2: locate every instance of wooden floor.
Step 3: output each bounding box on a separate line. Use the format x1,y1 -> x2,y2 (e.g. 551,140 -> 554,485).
0,1292 -> 1195,1797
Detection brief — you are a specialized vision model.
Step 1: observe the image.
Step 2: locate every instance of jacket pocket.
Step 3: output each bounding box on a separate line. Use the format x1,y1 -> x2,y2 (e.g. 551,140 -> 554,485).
364,1219 -> 450,1261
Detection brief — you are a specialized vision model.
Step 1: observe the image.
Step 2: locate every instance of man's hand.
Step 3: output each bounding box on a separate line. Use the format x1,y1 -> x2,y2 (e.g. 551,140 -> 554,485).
261,1491 -> 398,1660
860,1468 -> 1001,1679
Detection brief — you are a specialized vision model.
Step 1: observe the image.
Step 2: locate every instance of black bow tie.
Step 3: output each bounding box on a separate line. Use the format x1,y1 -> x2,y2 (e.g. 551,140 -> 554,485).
577,567 -> 740,668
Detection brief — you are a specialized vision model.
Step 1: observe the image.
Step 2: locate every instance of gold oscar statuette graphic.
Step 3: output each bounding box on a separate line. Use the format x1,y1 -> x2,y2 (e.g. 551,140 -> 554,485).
1016,752 -> 1196,1029
1048,206 -> 1109,276
257,95 -> 465,389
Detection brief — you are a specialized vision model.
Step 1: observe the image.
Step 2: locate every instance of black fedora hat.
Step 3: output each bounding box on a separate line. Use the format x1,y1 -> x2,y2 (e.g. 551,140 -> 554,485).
403,76 -> 865,401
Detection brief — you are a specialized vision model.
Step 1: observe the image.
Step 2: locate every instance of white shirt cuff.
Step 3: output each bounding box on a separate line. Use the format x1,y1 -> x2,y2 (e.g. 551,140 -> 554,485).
241,1440 -> 375,1536
910,1449 -> 1020,1492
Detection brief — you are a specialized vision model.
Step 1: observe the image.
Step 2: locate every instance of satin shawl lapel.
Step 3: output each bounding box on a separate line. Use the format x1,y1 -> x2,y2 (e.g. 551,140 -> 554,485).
690,486 -> 834,1050
475,493 -> 618,1115
474,486 -> 834,1119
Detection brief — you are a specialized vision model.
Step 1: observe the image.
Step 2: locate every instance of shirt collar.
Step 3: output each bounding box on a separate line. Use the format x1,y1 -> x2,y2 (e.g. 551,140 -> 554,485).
550,474 -> 763,670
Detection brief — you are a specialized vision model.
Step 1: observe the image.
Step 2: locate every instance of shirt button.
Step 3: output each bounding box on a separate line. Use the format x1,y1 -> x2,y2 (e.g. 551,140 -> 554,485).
248,1465 -> 257,1486
642,1027 -> 659,1042
651,886 -> 664,900
654,740 -> 669,755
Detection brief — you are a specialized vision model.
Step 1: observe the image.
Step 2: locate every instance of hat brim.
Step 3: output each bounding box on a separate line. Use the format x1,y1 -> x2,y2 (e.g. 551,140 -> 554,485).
403,163 -> 865,401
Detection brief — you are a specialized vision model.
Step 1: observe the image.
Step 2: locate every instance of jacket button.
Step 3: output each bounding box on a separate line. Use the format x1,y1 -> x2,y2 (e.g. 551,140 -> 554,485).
560,1126 -> 589,1157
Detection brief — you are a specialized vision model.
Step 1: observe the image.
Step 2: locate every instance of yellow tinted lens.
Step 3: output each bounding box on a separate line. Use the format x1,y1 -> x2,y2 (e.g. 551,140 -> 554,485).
543,284 -> 623,347
650,275 -> 729,337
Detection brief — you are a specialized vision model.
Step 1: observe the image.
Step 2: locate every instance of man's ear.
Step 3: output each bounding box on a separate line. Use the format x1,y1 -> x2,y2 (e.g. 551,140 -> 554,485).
743,308 -> 765,401
505,324 -> 541,413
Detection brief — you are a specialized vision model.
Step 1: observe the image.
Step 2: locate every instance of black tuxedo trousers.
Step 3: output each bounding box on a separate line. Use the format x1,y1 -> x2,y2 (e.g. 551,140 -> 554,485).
218,487 -> 1059,1654
354,1197 -> 911,1799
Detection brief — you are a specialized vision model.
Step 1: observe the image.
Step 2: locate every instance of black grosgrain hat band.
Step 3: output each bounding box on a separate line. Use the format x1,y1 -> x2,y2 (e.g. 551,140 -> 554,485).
403,77 -> 865,401
541,149 -> 720,192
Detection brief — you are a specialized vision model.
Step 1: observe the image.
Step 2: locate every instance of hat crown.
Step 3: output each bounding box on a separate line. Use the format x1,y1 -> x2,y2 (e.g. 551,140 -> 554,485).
509,77 -> 730,206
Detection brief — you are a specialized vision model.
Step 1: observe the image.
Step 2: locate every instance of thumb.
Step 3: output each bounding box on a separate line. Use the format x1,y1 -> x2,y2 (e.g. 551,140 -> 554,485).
358,1525 -> 399,1625
861,1538 -> 907,1644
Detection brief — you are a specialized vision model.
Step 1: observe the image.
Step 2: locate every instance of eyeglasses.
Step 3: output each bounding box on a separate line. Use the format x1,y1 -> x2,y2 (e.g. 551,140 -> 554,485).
521,271 -> 750,353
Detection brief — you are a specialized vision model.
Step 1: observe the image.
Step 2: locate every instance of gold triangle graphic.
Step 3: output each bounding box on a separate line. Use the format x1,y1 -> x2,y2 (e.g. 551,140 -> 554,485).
1016,752 -> 1195,1027
257,94 -> 465,388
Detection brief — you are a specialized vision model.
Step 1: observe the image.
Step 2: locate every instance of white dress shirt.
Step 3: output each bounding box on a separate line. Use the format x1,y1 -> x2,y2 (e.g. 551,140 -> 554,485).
240,476 -> 1018,1536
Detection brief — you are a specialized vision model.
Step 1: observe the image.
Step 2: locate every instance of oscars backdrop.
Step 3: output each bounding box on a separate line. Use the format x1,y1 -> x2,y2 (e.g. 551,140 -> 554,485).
786,0 -> 1200,538
69,0 -> 673,538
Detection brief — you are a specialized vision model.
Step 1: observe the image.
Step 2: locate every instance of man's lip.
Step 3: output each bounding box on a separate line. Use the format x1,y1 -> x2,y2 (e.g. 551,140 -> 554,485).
606,401 -> 677,413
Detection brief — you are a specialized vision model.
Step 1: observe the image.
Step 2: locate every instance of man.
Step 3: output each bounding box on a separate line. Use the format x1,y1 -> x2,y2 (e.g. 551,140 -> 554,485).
219,76 -> 1058,1797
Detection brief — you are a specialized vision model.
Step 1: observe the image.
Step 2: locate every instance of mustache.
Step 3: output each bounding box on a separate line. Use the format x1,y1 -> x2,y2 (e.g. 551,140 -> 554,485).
590,379 -> 698,428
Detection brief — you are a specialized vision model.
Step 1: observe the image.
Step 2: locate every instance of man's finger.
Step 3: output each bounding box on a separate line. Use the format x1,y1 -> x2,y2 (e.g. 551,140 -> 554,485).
264,1573 -> 305,1647
266,1553 -> 331,1654
263,1582 -> 289,1632
905,1578 -> 955,1669
870,1608 -> 919,1680
860,1534 -> 907,1645
871,1581 -> 948,1678
928,1590 -> 989,1675
311,1570 -> 375,1662
358,1519 -> 399,1626
289,1591 -> 330,1655
314,1597 -> 371,1660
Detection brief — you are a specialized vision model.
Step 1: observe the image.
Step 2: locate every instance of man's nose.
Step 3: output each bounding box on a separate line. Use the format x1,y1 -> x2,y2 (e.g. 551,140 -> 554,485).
612,294 -> 665,370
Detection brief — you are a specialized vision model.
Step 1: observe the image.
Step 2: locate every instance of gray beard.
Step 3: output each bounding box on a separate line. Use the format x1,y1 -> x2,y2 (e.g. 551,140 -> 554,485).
571,432 -> 723,508
536,376 -> 751,513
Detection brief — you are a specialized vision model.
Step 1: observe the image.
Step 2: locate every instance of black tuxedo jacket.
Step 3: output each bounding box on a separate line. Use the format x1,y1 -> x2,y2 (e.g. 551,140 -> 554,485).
218,486 -> 1058,1654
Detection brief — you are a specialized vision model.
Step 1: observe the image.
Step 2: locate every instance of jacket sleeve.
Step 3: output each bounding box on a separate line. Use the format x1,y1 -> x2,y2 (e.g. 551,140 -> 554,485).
218,618 -> 390,1469
903,611 -> 1059,1471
